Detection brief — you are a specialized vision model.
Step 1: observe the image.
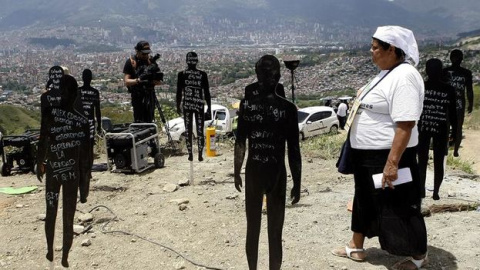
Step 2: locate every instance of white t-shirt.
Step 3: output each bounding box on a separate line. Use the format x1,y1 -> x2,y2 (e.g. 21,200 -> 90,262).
337,103 -> 348,117
350,64 -> 424,150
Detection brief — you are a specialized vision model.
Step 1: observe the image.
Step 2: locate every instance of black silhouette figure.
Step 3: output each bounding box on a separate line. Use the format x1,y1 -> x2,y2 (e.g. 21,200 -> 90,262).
76,69 -> 102,203
123,40 -> 163,123
41,66 -> 64,111
443,49 -> 474,157
418,58 -> 457,200
37,74 -> 89,268
244,59 -> 286,99
176,52 -> 211,161
234,55 -> 302,270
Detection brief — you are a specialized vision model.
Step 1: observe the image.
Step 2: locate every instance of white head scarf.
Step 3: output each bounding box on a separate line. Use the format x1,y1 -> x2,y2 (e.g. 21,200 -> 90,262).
372,25 -> 419,67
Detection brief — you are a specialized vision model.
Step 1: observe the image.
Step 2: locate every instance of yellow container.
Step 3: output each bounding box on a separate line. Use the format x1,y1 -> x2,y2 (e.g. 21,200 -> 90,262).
206,127 -> 216,157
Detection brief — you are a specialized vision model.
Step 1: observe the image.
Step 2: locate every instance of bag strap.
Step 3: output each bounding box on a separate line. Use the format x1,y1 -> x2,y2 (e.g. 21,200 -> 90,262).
358,61 -> 406,101
345,62 -> 406,132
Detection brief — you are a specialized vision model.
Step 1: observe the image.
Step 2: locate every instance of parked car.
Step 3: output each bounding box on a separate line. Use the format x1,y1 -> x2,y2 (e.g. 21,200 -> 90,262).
164,104 -> 232,141
298,106 -> 339,140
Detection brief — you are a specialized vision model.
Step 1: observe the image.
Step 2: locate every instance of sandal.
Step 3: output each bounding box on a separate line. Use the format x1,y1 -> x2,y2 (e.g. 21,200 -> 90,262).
331,245 -> 366,262
391,252 -> 428,270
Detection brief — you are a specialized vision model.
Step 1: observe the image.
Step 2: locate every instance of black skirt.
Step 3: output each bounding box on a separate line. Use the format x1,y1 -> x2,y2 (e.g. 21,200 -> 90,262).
350,147 -> 427,256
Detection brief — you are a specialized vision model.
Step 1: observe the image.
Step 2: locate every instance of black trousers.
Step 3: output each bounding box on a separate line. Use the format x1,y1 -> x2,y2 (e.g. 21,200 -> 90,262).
338,115 -> 346,129
351,147 -> 427,256
131,90 -> 155,123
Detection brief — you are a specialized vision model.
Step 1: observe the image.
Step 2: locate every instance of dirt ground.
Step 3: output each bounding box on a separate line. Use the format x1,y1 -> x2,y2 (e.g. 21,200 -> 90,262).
0,131 -> 479,270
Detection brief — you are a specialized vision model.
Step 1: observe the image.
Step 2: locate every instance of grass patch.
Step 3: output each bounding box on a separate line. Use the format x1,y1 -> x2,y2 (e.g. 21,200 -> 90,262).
465,110 -> 480,130
446,152 -> 475,174
299,131 -> 476,175
300,132 -> 345,160
464,84 -> 480,130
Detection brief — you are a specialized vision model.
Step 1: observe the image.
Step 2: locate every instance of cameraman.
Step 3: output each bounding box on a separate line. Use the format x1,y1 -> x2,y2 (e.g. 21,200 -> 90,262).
123,40 -> 162,123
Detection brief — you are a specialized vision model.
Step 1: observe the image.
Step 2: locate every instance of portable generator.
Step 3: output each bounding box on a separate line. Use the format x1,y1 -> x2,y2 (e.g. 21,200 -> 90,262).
105,123 -> 165,173
1,129 -> 40,176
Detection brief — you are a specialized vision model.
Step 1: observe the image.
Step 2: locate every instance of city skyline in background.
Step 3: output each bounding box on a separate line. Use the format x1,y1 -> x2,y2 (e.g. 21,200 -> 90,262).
0,0 -> 479,51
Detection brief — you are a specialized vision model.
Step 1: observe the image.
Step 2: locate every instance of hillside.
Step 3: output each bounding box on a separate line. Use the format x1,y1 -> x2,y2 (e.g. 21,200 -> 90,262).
0,105 -> 40,135
456,35 -> 480,50
393,0 -> 480,35
0,0 -> 479,43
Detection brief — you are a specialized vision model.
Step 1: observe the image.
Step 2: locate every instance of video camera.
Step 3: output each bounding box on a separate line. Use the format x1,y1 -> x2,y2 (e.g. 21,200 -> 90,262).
138,53 -> 164,83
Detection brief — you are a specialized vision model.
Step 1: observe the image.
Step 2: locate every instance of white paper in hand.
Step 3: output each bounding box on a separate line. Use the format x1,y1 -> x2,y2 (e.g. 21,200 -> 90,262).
372,168 -> 412,189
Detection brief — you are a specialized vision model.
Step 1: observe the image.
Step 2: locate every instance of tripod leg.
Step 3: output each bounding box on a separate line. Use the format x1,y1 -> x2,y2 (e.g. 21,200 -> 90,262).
153,94 -> 173,142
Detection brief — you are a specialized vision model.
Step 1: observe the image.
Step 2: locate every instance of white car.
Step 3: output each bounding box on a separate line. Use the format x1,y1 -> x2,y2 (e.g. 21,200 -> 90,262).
298,106 -> 339,140
164,104 -> 232,141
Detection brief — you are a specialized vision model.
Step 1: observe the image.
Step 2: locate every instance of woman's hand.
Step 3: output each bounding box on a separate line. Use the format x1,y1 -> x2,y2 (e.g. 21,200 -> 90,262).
383,121 -> 415,189
382,159 -> 398,189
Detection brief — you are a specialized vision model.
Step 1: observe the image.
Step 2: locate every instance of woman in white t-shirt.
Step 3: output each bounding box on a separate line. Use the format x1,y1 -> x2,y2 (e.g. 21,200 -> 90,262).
332,26 -> 428,270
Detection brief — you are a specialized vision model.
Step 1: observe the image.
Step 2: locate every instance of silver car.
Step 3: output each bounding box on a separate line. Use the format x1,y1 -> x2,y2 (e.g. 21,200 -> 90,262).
164,104 -> 232,141
298,106 -> 339,140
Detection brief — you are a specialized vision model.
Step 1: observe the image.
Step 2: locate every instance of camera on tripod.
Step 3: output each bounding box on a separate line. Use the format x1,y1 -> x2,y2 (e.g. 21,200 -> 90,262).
138,53 -> 164,83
